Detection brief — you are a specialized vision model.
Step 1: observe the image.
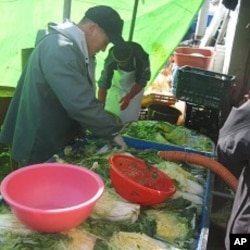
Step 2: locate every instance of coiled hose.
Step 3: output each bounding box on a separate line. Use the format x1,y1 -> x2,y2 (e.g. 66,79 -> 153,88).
158,151 -> 238,192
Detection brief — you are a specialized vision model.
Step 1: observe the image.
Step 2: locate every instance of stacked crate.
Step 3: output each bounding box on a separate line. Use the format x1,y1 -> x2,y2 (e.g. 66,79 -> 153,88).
175,66 -> 236,142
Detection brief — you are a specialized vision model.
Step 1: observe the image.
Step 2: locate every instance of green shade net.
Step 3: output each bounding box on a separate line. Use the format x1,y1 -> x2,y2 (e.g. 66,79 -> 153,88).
0,0 -> 204,88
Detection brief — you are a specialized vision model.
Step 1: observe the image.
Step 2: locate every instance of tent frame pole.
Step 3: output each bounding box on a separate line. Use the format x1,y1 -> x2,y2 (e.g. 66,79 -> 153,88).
129,0 -> 139,41
63,0 -> 72,20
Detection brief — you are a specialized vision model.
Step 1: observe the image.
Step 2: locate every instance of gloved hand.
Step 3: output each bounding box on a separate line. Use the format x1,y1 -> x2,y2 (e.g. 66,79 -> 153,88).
119,94 -> 132,110
112,134 -> 128,152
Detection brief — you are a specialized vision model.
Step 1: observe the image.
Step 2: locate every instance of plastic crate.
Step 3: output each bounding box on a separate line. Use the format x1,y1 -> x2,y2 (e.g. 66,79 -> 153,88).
141,93 -> 176,107
174,47 -> 214,69
176,66 -> 236,109
123,136 -> 214,157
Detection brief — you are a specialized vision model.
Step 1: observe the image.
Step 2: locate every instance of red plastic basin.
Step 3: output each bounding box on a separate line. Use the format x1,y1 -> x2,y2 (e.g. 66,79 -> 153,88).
0,163 -> 104,232
174,47 -> 214,69
109,154 -> 176,206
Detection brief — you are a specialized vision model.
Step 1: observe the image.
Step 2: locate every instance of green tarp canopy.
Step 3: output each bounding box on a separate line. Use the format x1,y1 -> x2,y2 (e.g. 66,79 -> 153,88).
0,0 -> 204,88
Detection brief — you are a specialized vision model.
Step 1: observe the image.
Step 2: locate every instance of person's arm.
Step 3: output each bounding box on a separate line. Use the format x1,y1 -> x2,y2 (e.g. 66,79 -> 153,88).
216,100 -> 250,166
97,48 -> 115,104
135,51 -> 151,86
119,83 -> 145,110
237,90 -> 250,107
98,87 -> 107,104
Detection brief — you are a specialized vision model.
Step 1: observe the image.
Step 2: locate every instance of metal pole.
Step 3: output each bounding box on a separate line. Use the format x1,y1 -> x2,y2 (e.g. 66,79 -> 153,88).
195,0 -> 210,40
63,0 -> 72,21
128,0 -> 139,41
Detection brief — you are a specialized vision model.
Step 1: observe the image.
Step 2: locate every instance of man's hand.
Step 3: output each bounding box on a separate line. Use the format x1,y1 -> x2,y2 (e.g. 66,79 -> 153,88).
238,91 -> 250,107
112,134 -> 128,151
119,94 -> 131,110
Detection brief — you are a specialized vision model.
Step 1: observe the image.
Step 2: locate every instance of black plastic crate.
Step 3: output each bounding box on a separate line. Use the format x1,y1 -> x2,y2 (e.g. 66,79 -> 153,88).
176,66 -> 236,109
184,104 -> 220,142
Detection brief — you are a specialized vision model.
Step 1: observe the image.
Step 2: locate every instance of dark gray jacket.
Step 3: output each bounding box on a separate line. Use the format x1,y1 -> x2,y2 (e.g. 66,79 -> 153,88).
0,21 -> 122,166
216,100 -> 250,250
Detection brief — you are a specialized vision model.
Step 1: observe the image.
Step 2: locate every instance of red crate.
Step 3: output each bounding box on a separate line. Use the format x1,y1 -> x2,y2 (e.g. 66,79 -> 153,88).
174,47 -> 214,69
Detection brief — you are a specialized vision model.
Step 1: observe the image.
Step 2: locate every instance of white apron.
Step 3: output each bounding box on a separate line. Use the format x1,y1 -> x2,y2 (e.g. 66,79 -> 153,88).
105,65 -> 144,124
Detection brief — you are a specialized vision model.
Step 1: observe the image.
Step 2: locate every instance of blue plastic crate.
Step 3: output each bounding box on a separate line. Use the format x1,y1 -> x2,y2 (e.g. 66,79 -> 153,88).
123,136 -> 215,158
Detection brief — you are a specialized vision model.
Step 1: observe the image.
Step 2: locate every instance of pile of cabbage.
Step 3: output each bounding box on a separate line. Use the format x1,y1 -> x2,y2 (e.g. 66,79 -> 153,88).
122,120 -> 214,153
0,138 -> 209,250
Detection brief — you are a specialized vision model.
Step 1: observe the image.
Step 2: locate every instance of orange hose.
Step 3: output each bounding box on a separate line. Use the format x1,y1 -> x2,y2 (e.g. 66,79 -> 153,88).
158,151 -> 238,192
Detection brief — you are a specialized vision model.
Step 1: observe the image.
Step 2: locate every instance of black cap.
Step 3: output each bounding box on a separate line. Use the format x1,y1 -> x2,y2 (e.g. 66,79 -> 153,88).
85,5 -> 125,46
112,43 -> 133,64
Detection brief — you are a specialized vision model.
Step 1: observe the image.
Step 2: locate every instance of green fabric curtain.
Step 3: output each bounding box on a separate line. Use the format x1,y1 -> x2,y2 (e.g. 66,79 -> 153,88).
0,0 -> 204,88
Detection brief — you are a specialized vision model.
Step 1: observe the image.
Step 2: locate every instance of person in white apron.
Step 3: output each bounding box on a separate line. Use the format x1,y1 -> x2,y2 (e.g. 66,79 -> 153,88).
98,41 -> 151,124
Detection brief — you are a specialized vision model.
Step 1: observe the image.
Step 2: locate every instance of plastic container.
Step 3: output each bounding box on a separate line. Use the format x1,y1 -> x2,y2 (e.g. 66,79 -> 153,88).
147,104 -> 181,124
141,93 -> 176,107
174,47 -> 214,69
175,66 -> 236,109
123,136 -> 214,157
109,154 -> 176,206
0,163 -> 104,232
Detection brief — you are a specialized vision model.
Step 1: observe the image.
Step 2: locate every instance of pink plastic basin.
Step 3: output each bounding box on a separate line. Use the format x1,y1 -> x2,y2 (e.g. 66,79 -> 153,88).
0,163 -> 104,233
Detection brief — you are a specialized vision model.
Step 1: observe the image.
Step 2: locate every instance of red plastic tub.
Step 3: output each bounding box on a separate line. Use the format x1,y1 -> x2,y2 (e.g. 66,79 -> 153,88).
174,47 -> 214,69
